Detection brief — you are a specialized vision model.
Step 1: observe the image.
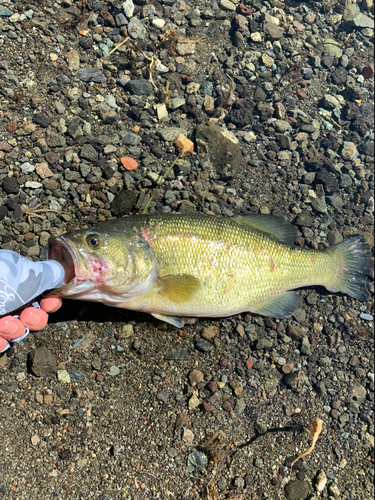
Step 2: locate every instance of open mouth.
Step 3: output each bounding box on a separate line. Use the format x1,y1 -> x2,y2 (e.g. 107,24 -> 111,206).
48,237 -> 76,285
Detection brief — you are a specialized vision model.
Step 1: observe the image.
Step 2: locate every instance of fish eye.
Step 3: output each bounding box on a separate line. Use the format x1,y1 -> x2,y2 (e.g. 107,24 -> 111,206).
86,234 -> 100,248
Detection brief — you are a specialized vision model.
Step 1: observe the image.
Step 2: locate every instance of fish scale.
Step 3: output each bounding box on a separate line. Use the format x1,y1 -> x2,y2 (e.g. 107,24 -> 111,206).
114,214 -> 334,316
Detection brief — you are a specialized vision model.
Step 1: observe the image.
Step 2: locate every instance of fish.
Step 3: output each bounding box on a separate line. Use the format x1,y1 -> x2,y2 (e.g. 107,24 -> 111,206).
48,213 -> 373,328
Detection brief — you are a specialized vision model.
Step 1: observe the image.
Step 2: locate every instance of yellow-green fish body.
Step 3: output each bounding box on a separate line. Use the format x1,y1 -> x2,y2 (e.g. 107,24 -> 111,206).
48,214 -> 372,327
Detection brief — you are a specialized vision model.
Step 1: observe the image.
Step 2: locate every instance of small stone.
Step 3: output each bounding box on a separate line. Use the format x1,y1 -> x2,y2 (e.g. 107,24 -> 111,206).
108,366 -> 120,376
127,18 -> 144,39
44,394 -> 53,405
284,480 -> 309,500
2,177 -> 20,195
234,399 -> 246,416
195,339 -> 212,352
327,230 -> 343,244
29,347 -> 57,378
188,369 -> 204,386
202,326 -> 217,340
165,348 -> 189,360
31,435 -> 40,446
282,362 -> 294,374
328,483 -> 340,497
122,0 -> 134,18
315,470 -> 327,493
182,428 -> 194,443
322,38 -> 343,58
220,0 -> 236,11
157,390 -> 170,402
188,451 -> 208,468
230,380 -> 243,397
57,370 -> 71,383
174,134 -> 194,158
77,67 -> 106,83
262,53 -> 274,67
178,200 -> 196,213
322,94 -> 340,109
250,32 -> 262,42
341,141 -> 357,161
152,18 -> 165,29
65,49 -> 80,71
263,22 -> 283,40
188,393 -> 200,410
158,127 -> 187,142
359,313 -> 373,321
66,369 -> 87,381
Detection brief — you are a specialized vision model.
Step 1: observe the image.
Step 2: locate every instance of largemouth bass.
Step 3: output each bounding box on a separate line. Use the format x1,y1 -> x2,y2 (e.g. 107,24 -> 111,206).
48,214 -> 373,327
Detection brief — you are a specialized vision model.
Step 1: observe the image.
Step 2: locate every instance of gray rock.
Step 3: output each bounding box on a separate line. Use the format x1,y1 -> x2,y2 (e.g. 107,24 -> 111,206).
347,383 -> 366,405
122,0 -> 134,18
116,13 -> 127,26
29,347 -> 57,378
108,366 -> 120,376
165,348 -> 189,360
327,195 -> 344,210
66,369 -> 87,381
47,133 -> 66,148
234,399 -> 246,416
158,127 -> 187,142
188,451 -> 208,468
196,123 -> 242,179
178,200 -> 197,213
263,22 -> 283,40
340,174 -> 352,188
327,230 -> 343,244
80,144 -> 98,162
195,339 -> 212,352
341,141 -> 357,161
77,67 -> 107,83
322,39 -> 343,58
126,79 -> 153,95
295,213 -> 313,227
360,313 -> 373,321
273,120 -> 292,133
127,18 -> 144,39
122,132 -> 141,146
157,390 -> 170,402
284,480 -> 309,499
347,13 -> 374,28
110,190 -> 138,216
0,7 -> 13,16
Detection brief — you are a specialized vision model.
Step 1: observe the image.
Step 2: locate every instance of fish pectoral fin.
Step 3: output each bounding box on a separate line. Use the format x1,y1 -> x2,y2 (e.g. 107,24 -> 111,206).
232,214 -> 298,245
152,313 -> 184,328
248,291 -> 302,319
157,274 -> 199,303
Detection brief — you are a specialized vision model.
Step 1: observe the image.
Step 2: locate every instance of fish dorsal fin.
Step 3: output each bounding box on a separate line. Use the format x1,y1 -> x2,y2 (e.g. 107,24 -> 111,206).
232,215 -> 298,245
157,274 -> 200,303
248,291 -> 302,319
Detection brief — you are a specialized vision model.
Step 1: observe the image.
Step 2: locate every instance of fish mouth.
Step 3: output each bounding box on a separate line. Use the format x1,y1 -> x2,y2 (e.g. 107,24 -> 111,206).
48,237 -> 76,283
48,236 -> 92,295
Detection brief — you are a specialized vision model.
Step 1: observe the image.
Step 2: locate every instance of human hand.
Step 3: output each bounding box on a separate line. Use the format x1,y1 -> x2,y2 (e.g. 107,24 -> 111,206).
0,250 -> 65,352
0,297 -> 63,352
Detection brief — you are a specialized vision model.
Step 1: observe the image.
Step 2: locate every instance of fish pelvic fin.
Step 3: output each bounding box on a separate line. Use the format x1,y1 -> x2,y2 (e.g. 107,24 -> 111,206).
325,235 -> 373,301
152,313 -> 184,328
248,291 -> 302,319
157,274 -> 200,303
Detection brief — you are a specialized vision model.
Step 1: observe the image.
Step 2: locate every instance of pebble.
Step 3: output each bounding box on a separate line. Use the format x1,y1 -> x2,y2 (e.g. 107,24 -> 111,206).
188,451 -> 208,468
284,480 -> 309,499
66,369 -> 88,381
57,370 -> 71,383
188,369 -> 204,386
127,18 -> 144,39
29,347 -> 57,378
220,0 -> 236,11
77,67 -> 107,83
359,313 -> 373,321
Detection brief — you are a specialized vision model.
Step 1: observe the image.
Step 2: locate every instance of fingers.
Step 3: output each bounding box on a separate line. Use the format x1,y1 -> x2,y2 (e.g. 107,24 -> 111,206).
0,316 -> 26,339
19,307 -> 48,331
40,296 -> 63,313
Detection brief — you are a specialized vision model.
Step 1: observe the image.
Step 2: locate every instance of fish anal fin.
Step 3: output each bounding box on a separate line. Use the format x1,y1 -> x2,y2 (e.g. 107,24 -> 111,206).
152,313 -> 184,328
157,274 -> 199,303
232,214 -> 298,245
248,291 -> 302,319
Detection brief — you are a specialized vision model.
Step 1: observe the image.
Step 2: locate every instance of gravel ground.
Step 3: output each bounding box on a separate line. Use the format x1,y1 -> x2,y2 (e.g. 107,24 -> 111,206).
0,0 -> 374,499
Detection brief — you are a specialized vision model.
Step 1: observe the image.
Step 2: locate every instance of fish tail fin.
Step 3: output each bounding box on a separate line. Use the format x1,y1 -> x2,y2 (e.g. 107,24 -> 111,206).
325,236 -> 373,301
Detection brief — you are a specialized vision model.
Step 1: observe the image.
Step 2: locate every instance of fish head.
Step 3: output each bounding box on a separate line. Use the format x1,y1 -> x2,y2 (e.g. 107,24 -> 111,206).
48,224 -> 156,299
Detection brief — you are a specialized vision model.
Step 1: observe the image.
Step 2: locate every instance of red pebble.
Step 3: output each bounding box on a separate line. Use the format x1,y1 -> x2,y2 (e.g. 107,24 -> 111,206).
362,66 -> 374,79
236,3 -> 253,15
296,89 -> 307,100
6,120 -> 17,133
245,358 -> 253,370
181,74 -> 194,84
